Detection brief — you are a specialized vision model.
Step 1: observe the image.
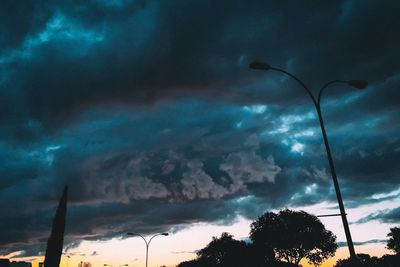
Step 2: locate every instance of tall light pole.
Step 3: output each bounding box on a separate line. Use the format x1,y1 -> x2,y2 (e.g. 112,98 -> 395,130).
249,61 -> 367,259
126,232 -> 169,267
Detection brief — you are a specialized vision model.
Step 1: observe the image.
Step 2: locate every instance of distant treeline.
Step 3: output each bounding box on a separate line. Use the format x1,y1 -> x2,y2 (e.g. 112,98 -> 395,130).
176,210 -> 400,267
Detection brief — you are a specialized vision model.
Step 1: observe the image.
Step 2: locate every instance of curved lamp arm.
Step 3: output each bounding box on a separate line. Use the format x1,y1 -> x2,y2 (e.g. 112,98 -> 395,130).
148,233 -> 168,247
249,61 -> 367,108
318,80 -> 345,106
270,66 -> 318,107
249,61 -> 316,105
127,233 -> 148,247
318,79 -> 368,107
126,232 -> 168,267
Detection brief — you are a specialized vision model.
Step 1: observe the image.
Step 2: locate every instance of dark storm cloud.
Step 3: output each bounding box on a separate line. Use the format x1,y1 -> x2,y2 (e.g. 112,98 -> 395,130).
337,239 -> 386,248
0,1 -> 51,52
0,101 -> 284,253
355,207 -> 400,224
1,0 -> 398,132
0,0 -> 399,255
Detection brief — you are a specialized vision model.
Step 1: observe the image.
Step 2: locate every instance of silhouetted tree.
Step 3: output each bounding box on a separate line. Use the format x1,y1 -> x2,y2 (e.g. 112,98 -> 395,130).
247,241 -> 276,266
250,209 -> 337,266
387,226 -> 400,254
196,232 -> 249,267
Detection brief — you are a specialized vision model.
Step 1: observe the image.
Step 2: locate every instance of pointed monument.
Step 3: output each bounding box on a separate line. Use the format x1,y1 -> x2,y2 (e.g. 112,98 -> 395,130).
44,186 -> 68,267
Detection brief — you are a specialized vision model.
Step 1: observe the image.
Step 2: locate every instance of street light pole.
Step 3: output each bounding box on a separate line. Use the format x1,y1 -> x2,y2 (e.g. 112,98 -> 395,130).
126,232 -> 168,267
249,61 -> 367,259
66,255 -> 70,267
62,253 -> 74,267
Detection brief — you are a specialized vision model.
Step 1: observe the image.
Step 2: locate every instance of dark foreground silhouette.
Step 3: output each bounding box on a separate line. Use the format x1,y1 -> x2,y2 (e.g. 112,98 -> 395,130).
177,212 -> 400,267
178,209 -> 337,267
334,227 -> 400,267
334,253 -> 400,267
44,186 -> 68,267
0,259 -> 31,267
2,196 -> 398,267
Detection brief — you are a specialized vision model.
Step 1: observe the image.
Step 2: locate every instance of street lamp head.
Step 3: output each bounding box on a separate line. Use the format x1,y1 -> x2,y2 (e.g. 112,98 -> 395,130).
249,61 -> 271,71
347,80 -> 368,89
126,232 -> 136,236
161,232 -> 169,236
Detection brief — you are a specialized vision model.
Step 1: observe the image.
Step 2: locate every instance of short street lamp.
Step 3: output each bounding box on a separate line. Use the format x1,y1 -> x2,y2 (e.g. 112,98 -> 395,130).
249,60 -> 367,259
126,232 -> 169,267
65,255 -> 71,267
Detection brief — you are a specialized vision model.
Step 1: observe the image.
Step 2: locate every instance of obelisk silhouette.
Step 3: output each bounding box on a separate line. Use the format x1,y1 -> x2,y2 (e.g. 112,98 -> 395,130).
44,186 -> 68,267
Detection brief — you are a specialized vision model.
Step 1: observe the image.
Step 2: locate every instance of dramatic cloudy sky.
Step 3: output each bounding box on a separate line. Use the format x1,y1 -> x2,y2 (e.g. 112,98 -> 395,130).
1,0 -> 399,266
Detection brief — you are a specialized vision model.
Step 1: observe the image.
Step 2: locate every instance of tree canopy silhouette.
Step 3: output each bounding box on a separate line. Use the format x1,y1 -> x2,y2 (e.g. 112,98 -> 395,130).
196,232 -> 249,267
250,209 -> 337,266
334,253 -> 380,267
333,253 -> 400,267
177,259 -> 203,267
387,226 -> 400,254
176,232 -> 295,267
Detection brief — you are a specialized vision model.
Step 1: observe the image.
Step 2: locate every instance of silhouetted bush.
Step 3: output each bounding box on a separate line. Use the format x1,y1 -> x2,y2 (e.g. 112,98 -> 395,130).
334,254 -> 379,267
176,259 -> 204,267
334,253 -> 400,267
380,254 -> 400,266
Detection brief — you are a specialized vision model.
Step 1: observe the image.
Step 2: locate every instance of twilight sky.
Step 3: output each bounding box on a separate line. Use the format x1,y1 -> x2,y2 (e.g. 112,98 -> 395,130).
1,0 -> 400,266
